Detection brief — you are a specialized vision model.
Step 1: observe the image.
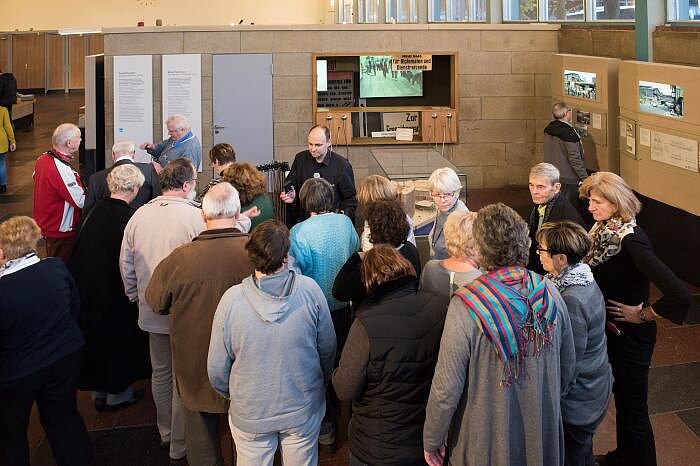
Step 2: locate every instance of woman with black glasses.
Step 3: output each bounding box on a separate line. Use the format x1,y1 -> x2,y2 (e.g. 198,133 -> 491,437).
427,167 -> 469,260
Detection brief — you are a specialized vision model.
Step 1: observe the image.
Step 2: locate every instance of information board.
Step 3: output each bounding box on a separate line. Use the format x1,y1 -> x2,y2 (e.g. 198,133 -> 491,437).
162,54 -> 202,170
114,55 -> 153,163
650,130 -> 699,172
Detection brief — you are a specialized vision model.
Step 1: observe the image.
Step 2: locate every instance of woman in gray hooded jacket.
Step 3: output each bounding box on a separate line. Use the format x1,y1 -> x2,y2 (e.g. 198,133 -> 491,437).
536,220 -> 613,466
207,219 -> 337,466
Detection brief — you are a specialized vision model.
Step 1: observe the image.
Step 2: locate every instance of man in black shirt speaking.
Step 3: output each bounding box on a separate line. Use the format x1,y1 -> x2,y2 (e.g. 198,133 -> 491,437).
280,125 -> 357,226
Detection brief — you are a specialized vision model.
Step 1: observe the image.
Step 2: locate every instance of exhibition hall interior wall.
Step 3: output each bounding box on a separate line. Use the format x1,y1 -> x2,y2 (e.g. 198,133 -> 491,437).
103,25 -> 559,190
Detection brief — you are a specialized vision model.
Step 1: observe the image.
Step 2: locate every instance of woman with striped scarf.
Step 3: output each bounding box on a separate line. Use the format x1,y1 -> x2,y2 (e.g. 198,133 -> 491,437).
423,203 -> 576,466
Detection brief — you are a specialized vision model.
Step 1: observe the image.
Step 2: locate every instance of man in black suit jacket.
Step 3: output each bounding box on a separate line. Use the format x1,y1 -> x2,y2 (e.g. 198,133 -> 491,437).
85,141 -> 161,211
526,162 -> 589,275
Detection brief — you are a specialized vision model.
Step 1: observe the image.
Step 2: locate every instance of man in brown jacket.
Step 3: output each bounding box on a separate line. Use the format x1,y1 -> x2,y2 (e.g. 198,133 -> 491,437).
146,182 -> 254,466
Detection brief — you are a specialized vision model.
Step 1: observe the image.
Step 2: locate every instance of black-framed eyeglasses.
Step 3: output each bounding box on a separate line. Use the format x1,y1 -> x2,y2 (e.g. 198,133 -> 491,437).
536,247 -> 554,255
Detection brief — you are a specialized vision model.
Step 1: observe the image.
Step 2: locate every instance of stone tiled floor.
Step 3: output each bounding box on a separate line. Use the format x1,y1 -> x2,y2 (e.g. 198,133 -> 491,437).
6,93 -> 699,466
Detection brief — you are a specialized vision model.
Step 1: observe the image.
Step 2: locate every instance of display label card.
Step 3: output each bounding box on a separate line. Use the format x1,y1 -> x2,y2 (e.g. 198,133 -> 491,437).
650,130 -> 699,172
395,128 -> 414,141
391,54 -> 432,71
592,113 -> 602,130
639,127 -> 651,147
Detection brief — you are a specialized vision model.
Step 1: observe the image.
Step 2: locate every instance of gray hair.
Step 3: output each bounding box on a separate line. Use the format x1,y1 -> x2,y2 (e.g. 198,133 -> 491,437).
428,167 -> 462,194
299,177 -> 334,213
112,140 -> 136,158
529,163 -> 560,184
552,101 -> 569,119
167,114 -> 191,131
202,182 -> 241,220
473,203 -> 530,270
107,164 -> 145,194
51,123 -> 80,147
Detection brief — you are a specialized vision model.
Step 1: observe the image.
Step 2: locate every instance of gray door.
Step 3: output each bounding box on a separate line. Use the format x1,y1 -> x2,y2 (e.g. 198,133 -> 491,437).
213,54 -> 273,166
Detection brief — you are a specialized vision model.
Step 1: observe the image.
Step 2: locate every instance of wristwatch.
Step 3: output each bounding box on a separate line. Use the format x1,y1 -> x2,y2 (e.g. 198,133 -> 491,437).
639,307 -> 651,322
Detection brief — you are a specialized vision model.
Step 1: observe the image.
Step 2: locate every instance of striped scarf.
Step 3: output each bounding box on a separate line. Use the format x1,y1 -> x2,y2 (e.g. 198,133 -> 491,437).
454,266 -> 558,386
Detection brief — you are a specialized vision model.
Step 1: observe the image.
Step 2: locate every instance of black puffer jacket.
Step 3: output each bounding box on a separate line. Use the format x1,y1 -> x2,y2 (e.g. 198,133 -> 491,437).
349,276 -> 448,466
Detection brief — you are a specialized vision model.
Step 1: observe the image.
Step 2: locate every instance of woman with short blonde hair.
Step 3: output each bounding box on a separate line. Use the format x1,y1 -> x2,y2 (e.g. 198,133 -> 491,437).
420,211 -> 481,299
0,215 -> 41,261
1,215 -> 93,465
68,162 -> 150,413
107,164 -> 145,195
427,167 -> 469,260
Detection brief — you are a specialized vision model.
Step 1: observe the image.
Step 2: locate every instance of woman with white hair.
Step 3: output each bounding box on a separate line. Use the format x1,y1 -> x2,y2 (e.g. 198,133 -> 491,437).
428,167 -> 469,260
420,211 -> 481,299
69,164 -> 151,412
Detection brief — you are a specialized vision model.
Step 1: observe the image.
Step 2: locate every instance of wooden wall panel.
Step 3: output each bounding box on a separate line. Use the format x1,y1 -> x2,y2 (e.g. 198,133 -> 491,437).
69,35 -> 85,88
88,34 -> 104,55
12,33 -> 45,89
47,34 -> 65,90
0,35 -> 9,71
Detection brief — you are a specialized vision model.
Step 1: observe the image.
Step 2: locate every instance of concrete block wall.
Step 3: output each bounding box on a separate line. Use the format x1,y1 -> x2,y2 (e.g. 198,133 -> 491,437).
558,25 -> 636,60
653,27 -> 700,67
103,25 -> 559,189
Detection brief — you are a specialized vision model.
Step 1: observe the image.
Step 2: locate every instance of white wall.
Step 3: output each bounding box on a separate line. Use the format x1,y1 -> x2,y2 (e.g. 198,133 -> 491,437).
4,0 -> 330,30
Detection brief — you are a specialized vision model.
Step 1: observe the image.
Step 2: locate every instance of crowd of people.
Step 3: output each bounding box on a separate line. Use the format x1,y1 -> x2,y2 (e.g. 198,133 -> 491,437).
0,116 -> 692,466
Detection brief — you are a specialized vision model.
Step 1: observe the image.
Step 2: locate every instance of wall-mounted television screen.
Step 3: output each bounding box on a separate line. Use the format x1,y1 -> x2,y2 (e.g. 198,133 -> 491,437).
639,81 -> 684,118
564,69 -> 597,101
359,55 -> 423,98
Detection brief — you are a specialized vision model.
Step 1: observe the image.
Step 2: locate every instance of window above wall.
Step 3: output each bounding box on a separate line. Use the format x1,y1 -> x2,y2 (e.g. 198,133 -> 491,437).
428,0 -> 487,21
668,0 -> 700,21
337,0 -> 487,23
503,0 -> 636,22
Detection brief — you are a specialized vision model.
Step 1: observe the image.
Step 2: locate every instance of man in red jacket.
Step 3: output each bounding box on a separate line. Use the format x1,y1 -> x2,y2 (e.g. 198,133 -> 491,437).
33,123 -> 85,262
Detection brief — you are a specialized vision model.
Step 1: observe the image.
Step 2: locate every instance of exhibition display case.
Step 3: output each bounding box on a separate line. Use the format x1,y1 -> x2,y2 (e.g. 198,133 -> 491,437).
368,147 -> 467,229
313,53 -> 458,146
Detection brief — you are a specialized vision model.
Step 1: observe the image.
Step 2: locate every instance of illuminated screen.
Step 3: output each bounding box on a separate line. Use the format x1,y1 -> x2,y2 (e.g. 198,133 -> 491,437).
359,55 -> 423,98
316,59 -> 327,92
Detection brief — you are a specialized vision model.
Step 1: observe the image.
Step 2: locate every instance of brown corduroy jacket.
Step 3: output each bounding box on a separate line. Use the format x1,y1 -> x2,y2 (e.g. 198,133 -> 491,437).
146,227 -> 254,413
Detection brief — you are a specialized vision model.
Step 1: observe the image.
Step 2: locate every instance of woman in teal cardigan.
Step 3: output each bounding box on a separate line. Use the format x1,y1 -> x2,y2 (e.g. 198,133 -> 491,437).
0,106 -> 16,193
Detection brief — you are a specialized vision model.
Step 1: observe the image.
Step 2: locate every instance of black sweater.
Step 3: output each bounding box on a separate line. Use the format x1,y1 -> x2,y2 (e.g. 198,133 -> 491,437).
592,226 -> 691,326
0,258 -> 84,389
332,242 -> 422,307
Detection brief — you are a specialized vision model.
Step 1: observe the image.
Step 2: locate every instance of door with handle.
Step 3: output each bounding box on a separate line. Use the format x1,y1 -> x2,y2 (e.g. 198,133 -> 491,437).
212,54 -> 273,167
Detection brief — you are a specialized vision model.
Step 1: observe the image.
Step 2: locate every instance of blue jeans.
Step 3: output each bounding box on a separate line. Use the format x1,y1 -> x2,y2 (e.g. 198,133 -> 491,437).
0,153 -> 6,185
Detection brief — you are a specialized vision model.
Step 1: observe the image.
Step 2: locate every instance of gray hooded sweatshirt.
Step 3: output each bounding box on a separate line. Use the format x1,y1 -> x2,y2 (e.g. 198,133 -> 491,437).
207,268 -> 336,433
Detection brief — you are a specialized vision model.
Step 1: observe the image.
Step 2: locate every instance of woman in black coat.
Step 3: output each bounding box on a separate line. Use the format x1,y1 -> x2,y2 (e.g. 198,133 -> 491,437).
332,245 -> 447,466
333,198 -> 421,308
580,172 -> 691,466
69,164 -> 151,411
